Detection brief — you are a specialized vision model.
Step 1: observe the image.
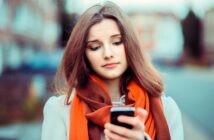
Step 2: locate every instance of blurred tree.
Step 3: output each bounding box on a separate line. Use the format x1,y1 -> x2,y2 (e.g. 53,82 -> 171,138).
57,0 -> 79,48
181,9 -> 203,60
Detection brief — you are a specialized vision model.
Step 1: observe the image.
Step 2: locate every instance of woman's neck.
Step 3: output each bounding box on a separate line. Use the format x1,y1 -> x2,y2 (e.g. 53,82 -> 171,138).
101,78 -> 120,101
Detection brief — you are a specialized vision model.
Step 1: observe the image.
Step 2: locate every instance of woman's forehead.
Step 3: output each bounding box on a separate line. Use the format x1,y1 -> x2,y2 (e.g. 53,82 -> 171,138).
87,19 -> 121,41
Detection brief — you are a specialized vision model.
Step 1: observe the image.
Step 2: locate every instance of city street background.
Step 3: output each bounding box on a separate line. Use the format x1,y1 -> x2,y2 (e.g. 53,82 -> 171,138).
0,0 -> 214,139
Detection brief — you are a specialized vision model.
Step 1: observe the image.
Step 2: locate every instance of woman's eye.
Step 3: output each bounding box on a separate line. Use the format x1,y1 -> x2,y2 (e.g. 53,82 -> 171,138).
113,40 -> 122,46
89,46 -> 100,51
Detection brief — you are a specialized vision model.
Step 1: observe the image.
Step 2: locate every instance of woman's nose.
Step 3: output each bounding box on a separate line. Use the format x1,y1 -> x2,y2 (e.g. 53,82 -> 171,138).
103,45 -> 113,59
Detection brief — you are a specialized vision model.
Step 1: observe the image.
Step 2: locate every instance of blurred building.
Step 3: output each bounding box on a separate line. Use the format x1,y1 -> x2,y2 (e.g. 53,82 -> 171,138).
130,12 -> 183,63
0,0 -> 60,126
203,7 -> 214,62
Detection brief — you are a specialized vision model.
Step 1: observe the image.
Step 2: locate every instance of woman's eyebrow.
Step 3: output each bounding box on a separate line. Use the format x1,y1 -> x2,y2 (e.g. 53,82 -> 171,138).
87,39 -> 99,43
87,33 -> 121,43
111,34 -> 121,38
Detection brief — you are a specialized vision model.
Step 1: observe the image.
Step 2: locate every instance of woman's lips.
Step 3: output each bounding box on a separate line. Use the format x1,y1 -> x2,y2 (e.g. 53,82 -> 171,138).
102,63 -> 119,68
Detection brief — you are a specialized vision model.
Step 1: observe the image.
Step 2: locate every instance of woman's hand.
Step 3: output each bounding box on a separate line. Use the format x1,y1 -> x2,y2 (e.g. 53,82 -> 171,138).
104,108 -> 148,140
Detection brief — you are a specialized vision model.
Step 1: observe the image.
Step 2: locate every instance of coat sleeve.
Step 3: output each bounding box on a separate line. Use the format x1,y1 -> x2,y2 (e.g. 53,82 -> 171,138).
162,96 -> 184,140
41,96 -> 68,140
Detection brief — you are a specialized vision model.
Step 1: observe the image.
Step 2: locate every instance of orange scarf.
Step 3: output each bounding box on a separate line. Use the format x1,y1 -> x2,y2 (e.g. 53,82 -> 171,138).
69,76 -> 170,140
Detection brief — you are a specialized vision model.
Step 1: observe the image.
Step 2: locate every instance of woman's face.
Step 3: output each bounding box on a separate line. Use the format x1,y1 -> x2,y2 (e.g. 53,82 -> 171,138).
85,19 -> 128,81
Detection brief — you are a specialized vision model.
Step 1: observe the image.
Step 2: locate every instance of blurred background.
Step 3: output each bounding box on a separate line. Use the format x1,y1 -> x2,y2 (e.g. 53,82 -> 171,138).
0,0 -> 214,139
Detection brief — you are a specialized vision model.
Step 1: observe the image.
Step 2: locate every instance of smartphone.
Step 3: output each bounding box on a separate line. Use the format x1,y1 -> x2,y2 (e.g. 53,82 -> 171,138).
110,107 -> 135,129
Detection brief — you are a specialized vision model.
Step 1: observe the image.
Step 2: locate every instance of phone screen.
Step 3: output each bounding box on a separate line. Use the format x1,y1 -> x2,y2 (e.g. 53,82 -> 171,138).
110,107 -> 135,129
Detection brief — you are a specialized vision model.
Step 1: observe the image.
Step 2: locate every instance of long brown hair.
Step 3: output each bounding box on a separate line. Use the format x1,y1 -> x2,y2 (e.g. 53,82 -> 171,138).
54,1 -> 164,105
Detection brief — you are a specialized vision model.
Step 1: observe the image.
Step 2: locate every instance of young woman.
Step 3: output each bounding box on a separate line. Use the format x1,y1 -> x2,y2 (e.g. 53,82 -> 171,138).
41,2 -> 183,140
